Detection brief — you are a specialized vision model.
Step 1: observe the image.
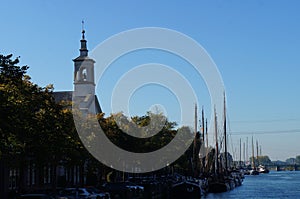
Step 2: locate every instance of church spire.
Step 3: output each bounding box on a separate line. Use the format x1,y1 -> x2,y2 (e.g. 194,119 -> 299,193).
73,22 -> 99,114
82,29 -> 85,40
81,20 -> 85,39
80,20 -> 88,57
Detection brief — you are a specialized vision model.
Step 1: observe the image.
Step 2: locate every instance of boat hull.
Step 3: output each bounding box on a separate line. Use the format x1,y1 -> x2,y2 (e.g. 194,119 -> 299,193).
171,181 -> 202,199
250,170 -> 259,175
208,181 -> 230,193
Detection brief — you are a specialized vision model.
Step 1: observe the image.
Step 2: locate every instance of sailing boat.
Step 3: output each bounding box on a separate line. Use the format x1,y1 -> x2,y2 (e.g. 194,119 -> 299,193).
170,104 -> 203,198
208,93 -> 244,192
170,175 -> 203,199
208,102 -> 231,193
250,136 -> 259,175
256,141 -> 270,173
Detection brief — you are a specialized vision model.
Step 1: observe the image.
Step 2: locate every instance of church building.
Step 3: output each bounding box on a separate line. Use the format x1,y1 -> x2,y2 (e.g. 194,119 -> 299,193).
53,28 -> 102,114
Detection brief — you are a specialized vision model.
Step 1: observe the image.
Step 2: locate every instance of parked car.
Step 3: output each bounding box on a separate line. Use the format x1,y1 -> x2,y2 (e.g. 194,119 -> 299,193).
102,182 -> 144,199
85,187 -> 110,199
17,194 -> 54,199
57,188 -> 109,199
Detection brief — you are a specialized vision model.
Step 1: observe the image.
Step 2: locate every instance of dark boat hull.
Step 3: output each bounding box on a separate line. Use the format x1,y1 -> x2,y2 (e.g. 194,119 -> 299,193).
171,181 -> 202,199
250,170 -> 259,175
208,181 -> 230,193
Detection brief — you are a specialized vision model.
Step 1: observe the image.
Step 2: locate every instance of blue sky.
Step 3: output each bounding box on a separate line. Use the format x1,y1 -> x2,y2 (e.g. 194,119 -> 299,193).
1,0 -> 300,161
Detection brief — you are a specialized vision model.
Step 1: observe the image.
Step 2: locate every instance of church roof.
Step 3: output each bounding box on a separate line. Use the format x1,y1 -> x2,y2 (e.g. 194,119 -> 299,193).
52,91 -> 102,114
52,91 -> 73,103
73,56 -> 95,62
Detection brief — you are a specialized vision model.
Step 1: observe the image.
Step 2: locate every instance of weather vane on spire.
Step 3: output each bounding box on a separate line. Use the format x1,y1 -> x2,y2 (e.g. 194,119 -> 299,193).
81,20 -> 85,40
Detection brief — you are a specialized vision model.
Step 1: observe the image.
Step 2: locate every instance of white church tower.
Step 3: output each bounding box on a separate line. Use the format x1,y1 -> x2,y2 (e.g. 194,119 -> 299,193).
73,26 -> 100,114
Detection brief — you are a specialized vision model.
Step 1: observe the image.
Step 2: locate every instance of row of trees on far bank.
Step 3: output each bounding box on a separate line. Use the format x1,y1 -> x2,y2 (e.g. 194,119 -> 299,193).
250,156 -> 272,165
286,156 -> 300,165
249,156 -> 300,166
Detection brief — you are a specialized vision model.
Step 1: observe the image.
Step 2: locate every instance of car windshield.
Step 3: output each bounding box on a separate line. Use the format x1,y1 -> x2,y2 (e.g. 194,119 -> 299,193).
78,189 -> 87,195
18,195 -> 51,199
60,189 -> 75,196
86,187 -> 100,193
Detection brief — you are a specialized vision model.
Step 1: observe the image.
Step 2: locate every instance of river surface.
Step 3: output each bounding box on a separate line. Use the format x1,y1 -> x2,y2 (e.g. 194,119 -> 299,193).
204,171 -> 300,198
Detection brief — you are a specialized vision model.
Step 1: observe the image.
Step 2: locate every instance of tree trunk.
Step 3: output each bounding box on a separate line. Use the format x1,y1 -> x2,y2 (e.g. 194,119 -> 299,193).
51,159 -> 57,193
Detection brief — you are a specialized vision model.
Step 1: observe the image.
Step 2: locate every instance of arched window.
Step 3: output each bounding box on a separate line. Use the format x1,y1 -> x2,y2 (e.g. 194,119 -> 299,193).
82,68 -> 87,81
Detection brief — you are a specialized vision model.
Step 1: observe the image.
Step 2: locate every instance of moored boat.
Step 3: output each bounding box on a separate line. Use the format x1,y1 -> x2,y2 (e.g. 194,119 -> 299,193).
250,136 -> 260,175
208,180 -> 230,193
250,169 -> 259,175
171,178 -> 203,199
258,165 -> 270,173
207,94 -> 244,193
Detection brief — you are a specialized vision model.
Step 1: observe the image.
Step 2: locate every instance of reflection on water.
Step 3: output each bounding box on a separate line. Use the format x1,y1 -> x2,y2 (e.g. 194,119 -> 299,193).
205,171 -> 300,199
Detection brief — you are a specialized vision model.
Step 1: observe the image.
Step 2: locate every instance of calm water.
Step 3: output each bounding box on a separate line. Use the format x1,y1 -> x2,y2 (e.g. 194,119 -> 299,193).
205,171 -> 300,199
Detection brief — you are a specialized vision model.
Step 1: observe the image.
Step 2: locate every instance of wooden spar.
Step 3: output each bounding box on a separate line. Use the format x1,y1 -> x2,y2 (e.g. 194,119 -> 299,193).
239,138 -> 242,168
194,104 -> 197,135
192,103 -> 197,176
246,137 -> 248,165
256,140 -> 259,166
202,107 -> 205,145
252,136 -> 256,170
223,93 -> 228,172
206,118 -> 208,150
243,142 -> 246,165
214,106 -> 219,175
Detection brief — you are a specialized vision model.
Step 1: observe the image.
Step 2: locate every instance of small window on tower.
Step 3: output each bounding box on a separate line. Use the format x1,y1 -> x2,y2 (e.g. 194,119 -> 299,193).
82,68 -> 87,81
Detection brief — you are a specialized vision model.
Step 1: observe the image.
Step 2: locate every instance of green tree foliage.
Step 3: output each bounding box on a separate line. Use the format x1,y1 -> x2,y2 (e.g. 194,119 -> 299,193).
0,54 -> 93,188
99,112 -> 178,153
0,54 -> 79,162
296,155 -> 300,164
0,54 -> 35,158
255,156 -> 272,165
286,158 -> 296,164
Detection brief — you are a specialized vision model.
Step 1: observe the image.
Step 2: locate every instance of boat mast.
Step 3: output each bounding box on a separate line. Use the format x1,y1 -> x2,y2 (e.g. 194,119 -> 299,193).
204,117 -> 209,174
214,106 -> 219,175
243,142 -> 246,166
201,106 -> 205,174
260,145 -> 262,156
223,93 -> 228,172
246,137 -> 248,165
251,136 -> 256,170
202,107 -> 205,145
194,103 -> 197,135
239,138 -> 242,168
192,103 -> 197,176
256,140 -> 259,166
205,118 -> 208,150
193,103 -> 202,177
